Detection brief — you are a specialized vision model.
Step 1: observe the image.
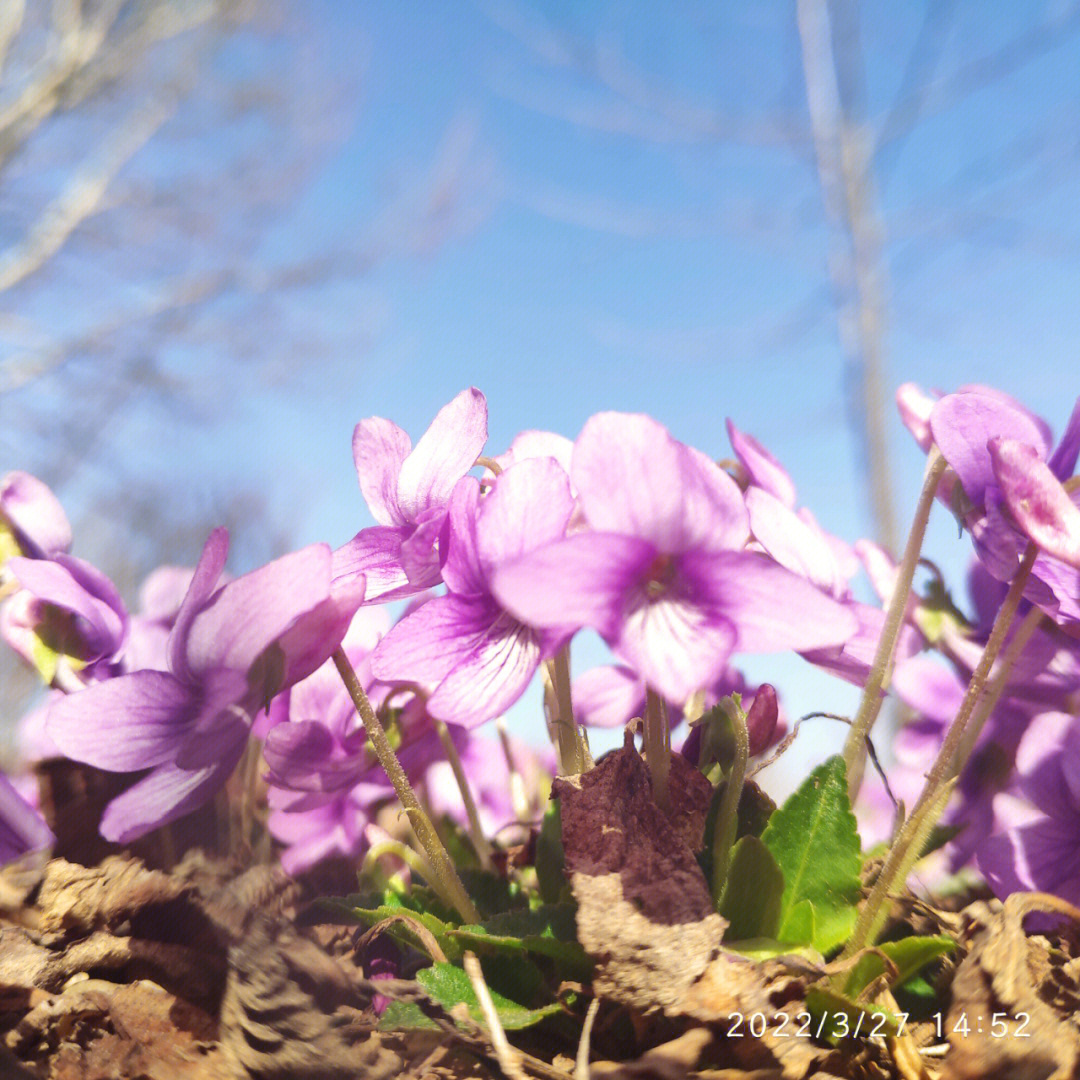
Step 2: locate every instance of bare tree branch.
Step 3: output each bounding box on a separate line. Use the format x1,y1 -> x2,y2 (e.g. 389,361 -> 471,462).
797,0 -> 897,552
0,89 -> 175,292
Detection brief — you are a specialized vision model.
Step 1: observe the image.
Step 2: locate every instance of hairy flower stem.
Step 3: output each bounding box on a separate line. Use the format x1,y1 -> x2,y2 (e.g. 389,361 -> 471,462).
954,604 -> 1044,774
644,689 -> 670,813
435,719 -> 495,871
843,544 -> 1037,959
331,648 -> 480,924
546,646 -> 585,775
711,696 -> 749,901
496,718 -> 531,821
844,448 -> 947,798
362,839 -> 435,886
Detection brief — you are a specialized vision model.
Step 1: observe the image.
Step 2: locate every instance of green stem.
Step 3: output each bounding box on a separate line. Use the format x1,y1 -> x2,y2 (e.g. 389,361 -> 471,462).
546,645 -> 584,774
362,839 -> 434,884
711,697 -> 749,901
954,604 -> 1044,775
843,545 -> 1037,958
643,689 -> 670,813
844,449 -> 947,798
332,648 -> 480,924
435,719 -> 495,870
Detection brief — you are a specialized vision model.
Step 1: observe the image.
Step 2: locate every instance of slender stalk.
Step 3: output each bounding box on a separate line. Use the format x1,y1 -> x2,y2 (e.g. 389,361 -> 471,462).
711,696 -> 750,900
361,839 -> 435,884
546,645 -> 585,775
643,688 -> 670,813
954,604 -> 1044,774
435,719 -> 495,870
843,545 -> 1037,957
332,648 -> 480,925
844,449 -> 947,797
496,718 -> 531,821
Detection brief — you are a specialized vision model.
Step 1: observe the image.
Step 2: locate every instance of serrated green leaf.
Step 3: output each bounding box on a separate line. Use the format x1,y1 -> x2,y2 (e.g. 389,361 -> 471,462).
456,868 -> 525,918
777,898 -> 816,946
378,1001 -> 439,1030
805,987 -> 900,1043
536,799 -> 566,905
844,935 -> 957,998
761,755 -> 862,954
449,905 -> 593,980
720,835 -> 784,940
416,962 -> 563,1030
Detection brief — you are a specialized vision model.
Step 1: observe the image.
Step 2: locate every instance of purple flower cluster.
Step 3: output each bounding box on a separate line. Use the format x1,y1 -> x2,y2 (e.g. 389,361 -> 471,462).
3,379 -> 1080,911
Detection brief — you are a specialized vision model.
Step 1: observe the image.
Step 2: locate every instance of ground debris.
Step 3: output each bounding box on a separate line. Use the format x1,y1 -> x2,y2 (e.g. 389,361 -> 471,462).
554,743 -> 853,1079
943,892 -> 1080,1080
37,856 -> 192,936
8,977 -> 226,1080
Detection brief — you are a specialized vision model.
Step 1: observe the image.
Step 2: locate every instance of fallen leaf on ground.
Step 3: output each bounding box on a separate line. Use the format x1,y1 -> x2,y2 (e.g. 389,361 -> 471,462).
37,856 -> 191,935
944,892 -> 1080,1080
552,739 -> 725,1012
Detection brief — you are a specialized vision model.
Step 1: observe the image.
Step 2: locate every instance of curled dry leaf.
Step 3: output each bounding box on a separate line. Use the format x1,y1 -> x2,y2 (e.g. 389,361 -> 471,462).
220,910 -> 404,1080
37,855 -> 191,935
552,739 -> 725,1012
944,892 -> 1080,1080
555,742 -> 846,1080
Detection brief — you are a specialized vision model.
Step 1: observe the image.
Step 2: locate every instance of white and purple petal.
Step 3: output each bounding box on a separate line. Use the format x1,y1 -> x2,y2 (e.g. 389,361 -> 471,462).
0,471 -> 72,559
352,416 -> 413,526
685,550 -> 858,654
990,437 -> 1080,569
491,531 -> 655,640
46,670 -> 199,771
930,392 -> 1049,508
725,419 -> 797,507
395,388 -> 488,520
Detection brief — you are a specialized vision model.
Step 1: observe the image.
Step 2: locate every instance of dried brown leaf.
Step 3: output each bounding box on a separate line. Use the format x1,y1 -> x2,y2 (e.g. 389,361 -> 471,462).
944,892 -> 1080,1080
553,742 -> 725,1012
588,1028 -> 714,1079
37,855 -> 191,935
8,977 -> 224,1079
219,910 -> 403,1080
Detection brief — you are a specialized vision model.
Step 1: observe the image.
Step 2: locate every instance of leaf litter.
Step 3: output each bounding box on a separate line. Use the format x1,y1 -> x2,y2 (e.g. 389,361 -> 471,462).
5,743 -> 1080,1079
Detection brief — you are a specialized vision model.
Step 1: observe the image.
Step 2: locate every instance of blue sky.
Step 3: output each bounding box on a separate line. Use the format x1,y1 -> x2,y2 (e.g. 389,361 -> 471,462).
11,1 -> 1080,788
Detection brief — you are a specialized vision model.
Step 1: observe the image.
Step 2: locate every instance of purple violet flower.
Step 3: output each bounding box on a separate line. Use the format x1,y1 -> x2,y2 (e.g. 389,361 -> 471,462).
45,529 -> 365,843
976,710 -> 1080,905
492,413 -> 858,704
333,388 -> 488,603
0,472 -> 72,564
371,456 -> 576,727
2,554 -> 128,688
0,771 -> 54,866
925,391 -> 1080,630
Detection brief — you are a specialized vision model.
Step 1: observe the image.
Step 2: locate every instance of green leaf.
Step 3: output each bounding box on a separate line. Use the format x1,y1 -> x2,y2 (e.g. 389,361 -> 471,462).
449,905 -> 594,980
777,899 -> 816,946
378,1001 -> 439,1031
761,756 -> 862,954
536,799 -> 566,905
416,962 -> 563,1030
326,901 -> 463,962
805,987 -> 901,1043
456,868 -> 525,919
719,836 -> 784,941
726,938 -> 822,963
844,935 -> 957,998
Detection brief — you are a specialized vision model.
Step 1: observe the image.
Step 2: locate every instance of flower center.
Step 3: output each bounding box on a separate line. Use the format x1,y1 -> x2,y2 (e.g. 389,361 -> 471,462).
645,553 -> 676,599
